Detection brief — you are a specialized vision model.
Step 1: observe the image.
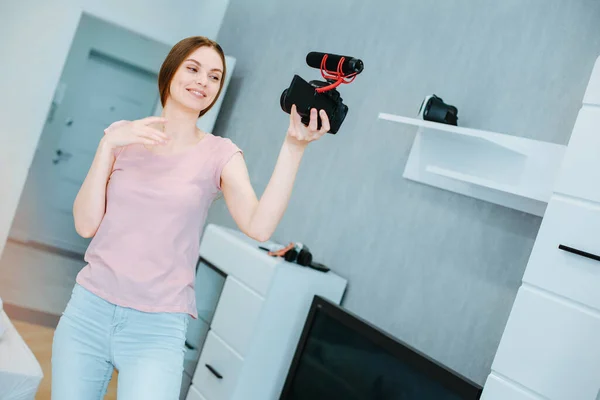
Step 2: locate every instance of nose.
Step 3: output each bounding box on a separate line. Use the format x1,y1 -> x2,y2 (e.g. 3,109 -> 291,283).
195,73 -> 208,86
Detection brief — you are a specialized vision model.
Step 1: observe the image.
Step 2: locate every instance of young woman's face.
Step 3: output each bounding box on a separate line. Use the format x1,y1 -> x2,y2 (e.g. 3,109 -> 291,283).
168,46 -> 224,113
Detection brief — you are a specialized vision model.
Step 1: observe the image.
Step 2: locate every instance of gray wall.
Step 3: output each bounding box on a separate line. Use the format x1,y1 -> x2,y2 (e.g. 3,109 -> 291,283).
207,0 -> 600,385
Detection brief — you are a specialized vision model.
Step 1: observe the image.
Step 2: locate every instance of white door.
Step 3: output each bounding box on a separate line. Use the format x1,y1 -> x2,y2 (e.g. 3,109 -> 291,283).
47,51 -> 159,254
9,14 -> 170,255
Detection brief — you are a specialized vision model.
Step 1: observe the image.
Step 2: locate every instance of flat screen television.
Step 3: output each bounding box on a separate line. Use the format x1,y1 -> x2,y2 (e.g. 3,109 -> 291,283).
279,296 -> 483,400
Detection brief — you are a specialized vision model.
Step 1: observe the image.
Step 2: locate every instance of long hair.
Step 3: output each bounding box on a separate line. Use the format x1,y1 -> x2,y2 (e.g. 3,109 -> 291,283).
158,36 -> 226,118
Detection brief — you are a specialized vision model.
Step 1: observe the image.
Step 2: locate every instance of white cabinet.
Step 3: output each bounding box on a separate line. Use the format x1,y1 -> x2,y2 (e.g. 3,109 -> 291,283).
193,331 -> 244,400
482,55 -> 600,400
523,195 -> 600,311
554,106 -> 600,203
209,277 -> 264,357
186,386 -> 208,400
491,286 -> 600,400
183,224 -> 347,400
482,375 -> 539,400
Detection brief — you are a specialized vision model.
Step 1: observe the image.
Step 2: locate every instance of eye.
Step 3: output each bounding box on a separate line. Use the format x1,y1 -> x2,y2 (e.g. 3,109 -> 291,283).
210,75 -> 221,81
187,66 -> 198,73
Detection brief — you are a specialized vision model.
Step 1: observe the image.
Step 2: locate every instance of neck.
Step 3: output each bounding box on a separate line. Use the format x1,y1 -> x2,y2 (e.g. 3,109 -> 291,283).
159,101 -> 202,143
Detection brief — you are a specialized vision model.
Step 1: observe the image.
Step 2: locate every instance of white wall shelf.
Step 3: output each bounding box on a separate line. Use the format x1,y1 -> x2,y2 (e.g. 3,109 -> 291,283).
378,113 -> 567,216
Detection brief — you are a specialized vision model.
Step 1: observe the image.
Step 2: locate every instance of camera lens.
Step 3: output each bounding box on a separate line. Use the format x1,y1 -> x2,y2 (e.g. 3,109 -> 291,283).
280,89 -> 290,113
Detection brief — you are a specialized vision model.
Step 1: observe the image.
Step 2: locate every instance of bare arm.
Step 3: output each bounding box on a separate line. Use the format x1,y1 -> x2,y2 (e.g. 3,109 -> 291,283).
221,106 -> 330,242
221,138 -> 305,242
72,138 -> 116,238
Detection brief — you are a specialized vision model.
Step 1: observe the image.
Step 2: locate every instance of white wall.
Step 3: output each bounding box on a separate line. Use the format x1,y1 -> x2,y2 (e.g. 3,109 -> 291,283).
0,0 -> 230,257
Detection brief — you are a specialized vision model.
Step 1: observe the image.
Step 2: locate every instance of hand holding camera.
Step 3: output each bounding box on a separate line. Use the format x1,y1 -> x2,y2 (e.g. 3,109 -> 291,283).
285,104 -> 331,147
281,52 -> 364,135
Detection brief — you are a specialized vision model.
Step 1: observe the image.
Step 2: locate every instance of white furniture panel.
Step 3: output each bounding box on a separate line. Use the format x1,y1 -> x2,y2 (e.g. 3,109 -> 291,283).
0,311 -> 44,400
554,106 -> 600,203
491,286 -> 600,400
193,331 -> 244,400
523,195 -> 600,311
476,52 -> 600,400
186,385 -> 208,400
199,225 -> 277,296
184,224 -> 348,400
481,374 -> 542,400
378,113 -> 566,216
583,56 -> 600,106
210,276 -> 264,357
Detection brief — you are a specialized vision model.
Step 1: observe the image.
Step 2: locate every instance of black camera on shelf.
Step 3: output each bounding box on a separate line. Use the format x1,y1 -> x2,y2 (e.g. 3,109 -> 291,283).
280,52 -> 364,134
418,94 -> 458,126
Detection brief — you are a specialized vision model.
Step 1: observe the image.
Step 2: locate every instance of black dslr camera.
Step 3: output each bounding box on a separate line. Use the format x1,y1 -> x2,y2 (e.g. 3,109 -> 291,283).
280,52 -> 364,134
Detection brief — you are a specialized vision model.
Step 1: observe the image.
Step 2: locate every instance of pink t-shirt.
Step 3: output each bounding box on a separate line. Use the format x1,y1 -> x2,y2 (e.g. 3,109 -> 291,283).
76,132 -> 241,319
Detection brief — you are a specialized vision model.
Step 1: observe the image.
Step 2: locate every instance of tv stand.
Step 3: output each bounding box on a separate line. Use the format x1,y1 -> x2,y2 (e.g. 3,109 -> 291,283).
182,224 -> 347,400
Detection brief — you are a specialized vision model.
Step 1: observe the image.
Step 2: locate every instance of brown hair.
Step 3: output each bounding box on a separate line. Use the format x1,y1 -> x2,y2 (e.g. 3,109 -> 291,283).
158,36 -> 226,118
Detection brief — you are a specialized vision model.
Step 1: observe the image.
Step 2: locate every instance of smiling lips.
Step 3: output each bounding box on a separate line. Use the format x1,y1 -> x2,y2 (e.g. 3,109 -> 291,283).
187,88 -> 207,99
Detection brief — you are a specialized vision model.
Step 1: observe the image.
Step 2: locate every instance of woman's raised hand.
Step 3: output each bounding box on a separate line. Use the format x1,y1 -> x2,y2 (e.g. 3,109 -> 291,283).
102,117 -> 170,149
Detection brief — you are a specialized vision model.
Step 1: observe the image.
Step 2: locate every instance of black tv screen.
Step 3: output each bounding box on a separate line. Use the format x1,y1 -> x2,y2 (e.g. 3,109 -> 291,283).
280,296 -> 482,400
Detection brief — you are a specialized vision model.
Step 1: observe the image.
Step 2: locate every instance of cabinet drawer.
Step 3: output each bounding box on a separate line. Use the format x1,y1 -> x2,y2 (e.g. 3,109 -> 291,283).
192,331 -> 243,400
195,259 -> 226,323
481,374 -> 539,400
186,385 -> 207,400
211,277 -> 263,356
491,286 -> 600,400
523,195 -> 600,311
554,106 -> 600,203
199,224 -> 276,296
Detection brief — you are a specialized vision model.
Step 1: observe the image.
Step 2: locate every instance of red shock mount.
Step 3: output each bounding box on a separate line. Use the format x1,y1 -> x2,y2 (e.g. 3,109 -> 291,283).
315,55 -> 359,93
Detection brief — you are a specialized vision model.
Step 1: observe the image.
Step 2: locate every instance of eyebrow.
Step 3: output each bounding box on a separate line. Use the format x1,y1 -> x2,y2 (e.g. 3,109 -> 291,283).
185,58 -> 223,73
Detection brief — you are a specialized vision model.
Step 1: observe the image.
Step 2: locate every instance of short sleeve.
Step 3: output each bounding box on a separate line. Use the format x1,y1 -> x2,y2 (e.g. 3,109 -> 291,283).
214,137 -> 243,190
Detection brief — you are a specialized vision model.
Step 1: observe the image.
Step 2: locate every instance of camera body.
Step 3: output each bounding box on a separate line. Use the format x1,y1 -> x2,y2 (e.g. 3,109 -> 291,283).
280,52 -> 363,135
280,75 -> 348,134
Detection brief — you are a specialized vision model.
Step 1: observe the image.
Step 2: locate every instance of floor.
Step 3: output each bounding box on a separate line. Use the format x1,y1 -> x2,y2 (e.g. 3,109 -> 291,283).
12,318 -> 118,399
0,240 -> 84,316
0,238 -> 118,399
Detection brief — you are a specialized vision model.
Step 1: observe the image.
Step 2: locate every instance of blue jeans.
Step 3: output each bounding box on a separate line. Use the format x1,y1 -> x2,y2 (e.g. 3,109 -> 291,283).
51,283 -> 189,399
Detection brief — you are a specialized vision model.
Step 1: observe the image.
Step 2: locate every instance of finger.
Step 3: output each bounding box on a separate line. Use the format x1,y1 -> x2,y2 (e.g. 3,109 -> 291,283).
136,136 -> 162,146
105,120 -> 130,133
139,127 -> 170,141
308,108 -> 318,131
289,105 -> 296,125
319,110 -> 330,133
292,105 -> 302,126
139,116 -> 168,125
291,104 -> 298,119
137,131 -> 167,144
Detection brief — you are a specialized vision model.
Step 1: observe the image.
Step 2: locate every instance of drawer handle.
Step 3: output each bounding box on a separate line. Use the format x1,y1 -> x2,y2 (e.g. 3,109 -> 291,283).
205,364 -> 223,379
558,244 -> 600,262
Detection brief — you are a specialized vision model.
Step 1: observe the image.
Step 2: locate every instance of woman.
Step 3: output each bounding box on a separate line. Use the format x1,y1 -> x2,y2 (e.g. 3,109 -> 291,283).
51,36 -> 330,399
